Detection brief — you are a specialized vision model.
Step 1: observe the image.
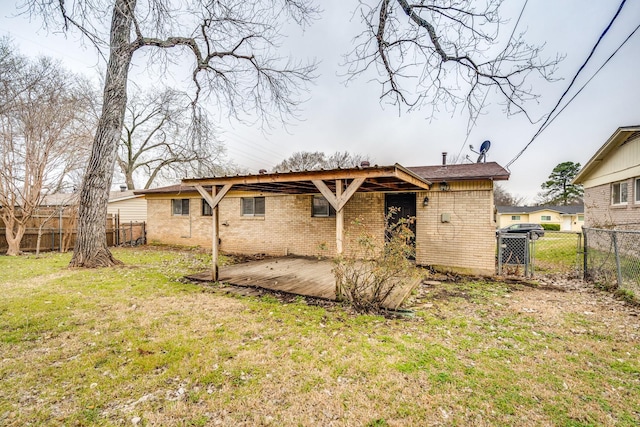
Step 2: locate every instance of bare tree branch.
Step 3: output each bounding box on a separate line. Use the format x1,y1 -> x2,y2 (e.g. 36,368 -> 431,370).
344,0 -> 562,121
0,39 -> 93,255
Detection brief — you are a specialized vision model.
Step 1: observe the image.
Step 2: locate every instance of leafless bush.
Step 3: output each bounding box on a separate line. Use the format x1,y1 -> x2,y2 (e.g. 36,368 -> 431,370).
333,210 -> 420,313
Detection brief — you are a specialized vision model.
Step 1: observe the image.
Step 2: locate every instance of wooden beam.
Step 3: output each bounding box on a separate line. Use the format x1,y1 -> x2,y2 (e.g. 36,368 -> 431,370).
311,180 -> 339,210
394,169 -> 431,190
182,164 -> 431,195
183,165 -> 418,187
335,179 -> 344,255
337,177 -> 365,211
195,184 -> 232,208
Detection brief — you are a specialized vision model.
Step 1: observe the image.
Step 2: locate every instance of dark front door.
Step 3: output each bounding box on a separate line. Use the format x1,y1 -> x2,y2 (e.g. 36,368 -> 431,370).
385,193 -> 417,254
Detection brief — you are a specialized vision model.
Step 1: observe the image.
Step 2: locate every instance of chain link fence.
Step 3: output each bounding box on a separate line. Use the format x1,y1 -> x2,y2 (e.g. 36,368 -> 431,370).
583,227 -> 640,296
533,230 -> 583,277
497,230 -> 583,278
497,234 -> 532,277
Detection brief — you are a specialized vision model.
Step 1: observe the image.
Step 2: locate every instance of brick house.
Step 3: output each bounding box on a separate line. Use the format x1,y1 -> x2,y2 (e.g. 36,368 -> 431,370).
573,126 -> 640,229
136,161 -> 509,276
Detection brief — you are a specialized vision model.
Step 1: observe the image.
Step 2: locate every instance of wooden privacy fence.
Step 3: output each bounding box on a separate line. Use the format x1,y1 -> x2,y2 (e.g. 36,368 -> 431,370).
0,216 -> 146,254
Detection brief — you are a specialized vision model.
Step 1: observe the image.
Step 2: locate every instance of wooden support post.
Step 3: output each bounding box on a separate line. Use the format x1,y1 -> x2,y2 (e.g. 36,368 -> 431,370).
212,186 -> 219,281
336,179 -> 344,255
335,179 -> 344,300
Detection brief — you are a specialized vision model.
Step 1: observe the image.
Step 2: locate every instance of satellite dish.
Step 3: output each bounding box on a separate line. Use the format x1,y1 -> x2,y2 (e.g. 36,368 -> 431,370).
477,140 -> 491,163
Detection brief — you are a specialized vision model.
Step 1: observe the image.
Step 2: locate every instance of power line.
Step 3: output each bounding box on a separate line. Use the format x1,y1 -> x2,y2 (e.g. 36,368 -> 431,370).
455,0 -> 529,161
505,0 -> 629,169
537,22 -> 640,137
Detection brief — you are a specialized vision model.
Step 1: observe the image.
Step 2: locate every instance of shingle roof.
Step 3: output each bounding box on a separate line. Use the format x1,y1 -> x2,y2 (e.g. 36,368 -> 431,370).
408,162 -> 510,181
135,184 -> 199,195
40,193 -> 79,206
109,190 -> 144,201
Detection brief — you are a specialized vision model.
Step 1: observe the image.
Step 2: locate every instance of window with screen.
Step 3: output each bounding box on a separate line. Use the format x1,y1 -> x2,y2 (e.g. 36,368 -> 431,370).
312,195 -> 336,217
612,181 -> 628,205
172,199 -> 190,216
241,197 -> 265,216
511,215 -> 521,221
202,199 -> 212,216
541,215 -> 551,221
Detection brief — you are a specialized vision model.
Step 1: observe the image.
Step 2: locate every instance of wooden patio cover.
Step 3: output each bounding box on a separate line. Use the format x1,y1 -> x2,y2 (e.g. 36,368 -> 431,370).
181,164 -> 431,280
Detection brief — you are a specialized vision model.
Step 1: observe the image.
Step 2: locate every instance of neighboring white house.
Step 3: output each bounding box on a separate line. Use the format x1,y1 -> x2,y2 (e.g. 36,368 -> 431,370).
496,205 -> 584,232
107,187 -> 147,223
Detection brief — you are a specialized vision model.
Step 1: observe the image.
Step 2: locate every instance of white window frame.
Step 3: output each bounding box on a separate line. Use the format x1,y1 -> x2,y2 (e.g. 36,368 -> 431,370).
511,215 -> 521,221
541,215 -> 551,221
172,199 -> 190,216
612,181 -> 628,205
241,197 -> 265,217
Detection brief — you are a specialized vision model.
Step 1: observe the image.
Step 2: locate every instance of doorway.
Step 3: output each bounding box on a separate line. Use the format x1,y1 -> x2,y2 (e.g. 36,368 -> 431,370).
385,193 -> 417,255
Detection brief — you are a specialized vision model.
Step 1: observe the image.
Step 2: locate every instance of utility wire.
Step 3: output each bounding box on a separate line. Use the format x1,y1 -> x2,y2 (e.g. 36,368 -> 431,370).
505,0 -> 628,168
537,22 -> 640,137
455,0 -> 529,161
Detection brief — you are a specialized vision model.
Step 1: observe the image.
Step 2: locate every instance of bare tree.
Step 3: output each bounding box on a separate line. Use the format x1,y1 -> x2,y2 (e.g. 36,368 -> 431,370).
272,151 -> 326,172
272,151 -> 371,171
325,151 -> 370,169
0,41 -> 93,255
345,0 -> 561,121
494,183 -> 525,207
23,0 -> 319,267
118,88 -> 232,189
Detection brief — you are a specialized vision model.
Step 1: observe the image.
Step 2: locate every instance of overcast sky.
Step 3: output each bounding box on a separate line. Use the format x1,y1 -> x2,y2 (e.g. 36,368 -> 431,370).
2,1 -> 639,203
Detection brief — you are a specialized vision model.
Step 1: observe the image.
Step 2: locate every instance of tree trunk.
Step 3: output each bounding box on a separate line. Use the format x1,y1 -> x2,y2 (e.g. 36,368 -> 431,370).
69,0 -> 136,267
4,221 -> 25,256
125,172 -> 135,190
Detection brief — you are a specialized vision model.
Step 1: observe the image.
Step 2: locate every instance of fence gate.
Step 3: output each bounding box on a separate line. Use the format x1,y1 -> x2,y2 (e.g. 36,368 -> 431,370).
497,233 -> 533,277
497,230 -> 584,278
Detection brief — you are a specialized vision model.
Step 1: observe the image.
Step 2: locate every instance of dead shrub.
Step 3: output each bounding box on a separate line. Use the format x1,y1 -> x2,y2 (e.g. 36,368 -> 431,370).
333,210 -> 419,313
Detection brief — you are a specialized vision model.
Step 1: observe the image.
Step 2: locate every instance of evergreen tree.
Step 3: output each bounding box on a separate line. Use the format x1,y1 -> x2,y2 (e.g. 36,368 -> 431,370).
539,162 -> 583,206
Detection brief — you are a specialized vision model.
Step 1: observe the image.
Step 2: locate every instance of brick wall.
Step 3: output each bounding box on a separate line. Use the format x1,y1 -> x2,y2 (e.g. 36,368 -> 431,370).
583,180 -> 640,228
415,185 -> 495,275
146,192 -> 386,258
146,184 -> 496,275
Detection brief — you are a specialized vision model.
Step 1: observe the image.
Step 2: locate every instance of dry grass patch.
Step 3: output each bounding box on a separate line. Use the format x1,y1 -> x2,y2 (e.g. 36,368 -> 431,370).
1,248 -> 639,426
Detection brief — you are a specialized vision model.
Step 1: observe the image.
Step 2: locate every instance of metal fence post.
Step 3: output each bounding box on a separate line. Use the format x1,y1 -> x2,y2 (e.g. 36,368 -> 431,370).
497,234 -> 502,275
528,235 -> 534,278
582,226 -> 587,281
612,230 -> 623,287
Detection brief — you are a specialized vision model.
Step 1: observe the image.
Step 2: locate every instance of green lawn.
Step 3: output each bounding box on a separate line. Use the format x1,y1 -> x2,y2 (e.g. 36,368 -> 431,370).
1,247 -> 639,426
534,232 -> 582,274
